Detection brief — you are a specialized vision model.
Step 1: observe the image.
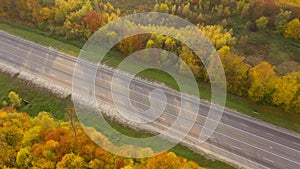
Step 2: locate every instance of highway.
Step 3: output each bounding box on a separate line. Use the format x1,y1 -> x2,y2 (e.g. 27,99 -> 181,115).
0,30 -> 300,169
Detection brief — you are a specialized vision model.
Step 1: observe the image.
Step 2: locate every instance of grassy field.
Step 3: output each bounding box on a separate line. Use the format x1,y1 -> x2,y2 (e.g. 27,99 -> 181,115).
0,72 -> 234,169
232,17 -> 300,74
0,21 -> 300,134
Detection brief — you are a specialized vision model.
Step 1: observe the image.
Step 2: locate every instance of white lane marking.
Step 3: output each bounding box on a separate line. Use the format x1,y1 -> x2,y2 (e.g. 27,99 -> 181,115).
263,157 -> 274,163
64,79 -> 70,83
136,85 -> 144,90
232,145 -> 243,151
293,142 -> 300,146
159,115 -> 166,121
180,124 -> 190,129
97,92 -> 105,97
266,132 -> 274,136
241,123 -> 249,128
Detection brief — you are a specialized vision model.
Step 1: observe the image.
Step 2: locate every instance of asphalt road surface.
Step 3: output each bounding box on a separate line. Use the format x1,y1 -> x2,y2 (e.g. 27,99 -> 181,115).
0,30 -> 299,169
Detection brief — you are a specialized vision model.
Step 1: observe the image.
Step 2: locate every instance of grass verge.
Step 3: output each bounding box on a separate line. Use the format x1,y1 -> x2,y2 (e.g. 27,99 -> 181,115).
0,21 -> 82,56
0,72 -> 234,169
0,21 -> 300,133
0,73 -> 72,119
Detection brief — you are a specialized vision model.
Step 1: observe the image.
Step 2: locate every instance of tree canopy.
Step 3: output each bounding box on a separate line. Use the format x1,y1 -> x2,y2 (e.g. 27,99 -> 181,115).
0,108 -> 204,169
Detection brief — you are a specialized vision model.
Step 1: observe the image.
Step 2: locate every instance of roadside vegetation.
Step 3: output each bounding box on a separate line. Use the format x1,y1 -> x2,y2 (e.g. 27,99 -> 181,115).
0,0 -> 299,132
0,73 -> 72,119
0,72 -> 234,169
0,108 -> 206,169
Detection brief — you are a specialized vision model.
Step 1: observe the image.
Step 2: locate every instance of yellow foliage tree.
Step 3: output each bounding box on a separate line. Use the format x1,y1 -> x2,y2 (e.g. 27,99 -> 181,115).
284,18 -> 300,41
16,147 -> 33,167
56,153 -> 87,169
179,46 -> 202,78
32,112 -> 56,131
255,16 -> 270,30
22,126 -> 42,147
8,91 -> 22,107
198,24 -> 236,49
218,47 -> 250,96
248,62 -> 276,103
145,152 -> 182,169
182,161 -> 204,169
271,73 -> 299,107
